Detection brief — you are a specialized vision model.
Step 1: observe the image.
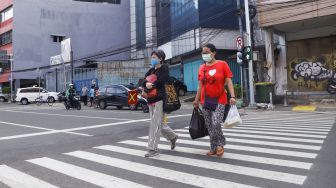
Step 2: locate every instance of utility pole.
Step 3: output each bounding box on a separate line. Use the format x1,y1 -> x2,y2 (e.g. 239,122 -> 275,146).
236,0 -> 245,102
71,50 -> 74,84
244,0 -> 255,105
9,54 -> 13,103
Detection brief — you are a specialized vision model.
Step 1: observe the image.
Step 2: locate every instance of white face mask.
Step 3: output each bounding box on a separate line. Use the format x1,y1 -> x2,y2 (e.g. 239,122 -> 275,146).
202,54 -> 212,62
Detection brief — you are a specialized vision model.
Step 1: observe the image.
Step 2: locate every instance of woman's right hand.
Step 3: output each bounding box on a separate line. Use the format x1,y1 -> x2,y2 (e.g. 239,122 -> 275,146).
193,100 -> 199,109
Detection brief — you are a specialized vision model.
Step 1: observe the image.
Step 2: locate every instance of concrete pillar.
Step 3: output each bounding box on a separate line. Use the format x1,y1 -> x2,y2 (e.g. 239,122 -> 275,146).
275,34 -> 287,95
264,28 -> 276,83
145,0 -> 157,48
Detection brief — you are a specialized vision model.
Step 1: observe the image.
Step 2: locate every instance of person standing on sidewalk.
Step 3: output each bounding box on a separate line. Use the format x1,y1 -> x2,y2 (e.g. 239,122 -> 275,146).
143,49 -> 178,158
193,43 -> 236,157
81,85 -> 89,106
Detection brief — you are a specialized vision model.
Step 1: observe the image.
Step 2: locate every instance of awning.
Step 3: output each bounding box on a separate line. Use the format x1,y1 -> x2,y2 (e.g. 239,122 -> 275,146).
0,72 -> 10,83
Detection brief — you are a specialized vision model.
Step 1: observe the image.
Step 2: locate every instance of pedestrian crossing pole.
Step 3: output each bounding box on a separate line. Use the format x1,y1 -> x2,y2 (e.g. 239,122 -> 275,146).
244,0 -> 255,105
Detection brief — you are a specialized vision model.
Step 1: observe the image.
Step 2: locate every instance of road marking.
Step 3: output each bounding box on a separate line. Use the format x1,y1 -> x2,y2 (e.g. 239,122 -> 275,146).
27,157 -> 150,188
0,121 -> 91,137
2,110 -> 133,121
224,126 -> 329,135
119,140 -> 313,169
0,114 -> 191,141
235,124 -> 331,132
0,165 -> 58,188
65,151 -> 260,188
138,137 -> 318,158
220,129 -> 326,138
95,145 -> 306,185
243,119 -> 334,125
177,129 -> 324,144
154,133 -> 322,150
242,122 -> 333,128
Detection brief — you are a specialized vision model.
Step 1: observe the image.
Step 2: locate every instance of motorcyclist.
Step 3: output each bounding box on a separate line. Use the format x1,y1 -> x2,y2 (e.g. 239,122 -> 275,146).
66,83 -> 76,106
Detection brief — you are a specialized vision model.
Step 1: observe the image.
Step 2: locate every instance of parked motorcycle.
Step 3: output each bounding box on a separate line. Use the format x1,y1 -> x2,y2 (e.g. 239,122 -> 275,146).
327,78 -> 336,94
64,95 -> 81,110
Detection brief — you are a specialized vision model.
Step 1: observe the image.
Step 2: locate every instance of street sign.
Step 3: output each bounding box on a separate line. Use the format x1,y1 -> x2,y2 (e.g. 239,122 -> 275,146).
128,90 -> 138,105
236,36 -> 244,50
50,55 -> 63,66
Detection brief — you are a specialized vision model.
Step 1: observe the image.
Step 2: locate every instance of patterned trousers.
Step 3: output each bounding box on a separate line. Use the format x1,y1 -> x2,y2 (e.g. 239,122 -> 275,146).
148,100 -> 177,151
203,104 -> 226,152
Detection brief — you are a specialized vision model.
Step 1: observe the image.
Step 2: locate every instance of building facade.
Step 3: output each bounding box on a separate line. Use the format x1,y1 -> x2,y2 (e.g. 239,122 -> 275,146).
0,0 -> 13,91
0,0 -> 130,92
131,0 -> 243,92
257,0 -> 336,95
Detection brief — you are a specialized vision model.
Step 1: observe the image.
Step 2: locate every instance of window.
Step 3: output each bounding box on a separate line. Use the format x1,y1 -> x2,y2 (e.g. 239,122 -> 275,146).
115,86 -> 126,94
135,0 -> 146,49
0,6 -> 13,23
73,0 -> 121,4
0,31 -> 12,46
106,87 -> 115,95
51,35 -> 65,43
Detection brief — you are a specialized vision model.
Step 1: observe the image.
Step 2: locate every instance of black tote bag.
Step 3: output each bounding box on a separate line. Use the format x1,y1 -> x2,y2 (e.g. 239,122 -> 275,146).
189,108 -> 208,139
163,82 -> 181,113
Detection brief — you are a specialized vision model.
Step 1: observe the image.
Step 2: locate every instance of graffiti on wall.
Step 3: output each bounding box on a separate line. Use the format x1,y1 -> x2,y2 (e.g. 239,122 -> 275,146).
289,55 -> 336,91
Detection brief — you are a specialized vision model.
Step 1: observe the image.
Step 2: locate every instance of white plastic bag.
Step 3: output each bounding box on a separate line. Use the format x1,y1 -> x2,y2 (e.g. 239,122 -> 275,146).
221,105 -> 242,128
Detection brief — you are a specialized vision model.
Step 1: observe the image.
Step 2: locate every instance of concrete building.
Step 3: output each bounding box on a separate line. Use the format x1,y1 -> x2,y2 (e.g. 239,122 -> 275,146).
257,0 -> 336,95
0,0 -> 130,92
130,0 -> 243,92
0,0 -> 13,91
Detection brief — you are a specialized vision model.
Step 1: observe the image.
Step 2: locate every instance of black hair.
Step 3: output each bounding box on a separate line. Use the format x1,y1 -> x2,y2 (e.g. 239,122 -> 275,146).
204,43 -> 217,53
151,49 -> 166,63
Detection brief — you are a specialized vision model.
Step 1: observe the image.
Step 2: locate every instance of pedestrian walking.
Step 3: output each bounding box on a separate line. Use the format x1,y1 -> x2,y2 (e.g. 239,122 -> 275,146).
142,49 -> 178,158
81,85 -> 89,106
89,85 -> 95,107
193,43 -> 236,157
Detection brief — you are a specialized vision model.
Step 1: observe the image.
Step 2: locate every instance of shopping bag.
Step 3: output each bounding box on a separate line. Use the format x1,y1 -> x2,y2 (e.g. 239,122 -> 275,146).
189,108 -> 208,139
141,74 -> 158,99
221,105 -> 242,128
163,82 -> 181,113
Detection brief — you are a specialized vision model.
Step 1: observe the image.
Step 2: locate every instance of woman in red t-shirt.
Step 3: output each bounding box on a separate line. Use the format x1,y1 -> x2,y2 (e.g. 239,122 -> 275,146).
193,43 -> 236,157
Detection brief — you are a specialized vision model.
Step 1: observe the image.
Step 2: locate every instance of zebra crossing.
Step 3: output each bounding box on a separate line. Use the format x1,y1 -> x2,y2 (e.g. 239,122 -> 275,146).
0,111 -> 334,188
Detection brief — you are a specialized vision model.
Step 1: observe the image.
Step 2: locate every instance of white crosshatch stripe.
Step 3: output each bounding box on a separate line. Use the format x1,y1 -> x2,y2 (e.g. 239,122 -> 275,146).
138,136 -> 318,158
0,165 -> 58,188
94,145 -> 307,185
231,124 -> 331,132
176,129 -> 324,144
119,140 -> 313,170
230,126 -> 329,135
27,157 -> 150,188
164,133 -> 322,150
65,151 -> 260,188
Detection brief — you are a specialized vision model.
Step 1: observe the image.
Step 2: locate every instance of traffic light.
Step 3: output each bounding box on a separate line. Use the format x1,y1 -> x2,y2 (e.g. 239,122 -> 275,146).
237,50 -> 243,65
243,46 -> 252,61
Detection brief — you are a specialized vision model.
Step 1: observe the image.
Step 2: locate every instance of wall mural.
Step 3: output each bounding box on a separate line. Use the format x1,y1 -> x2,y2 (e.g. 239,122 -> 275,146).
288,55 -> 336,91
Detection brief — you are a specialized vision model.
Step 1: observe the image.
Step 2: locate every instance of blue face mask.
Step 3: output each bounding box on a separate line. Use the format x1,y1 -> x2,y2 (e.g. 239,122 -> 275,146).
151,58 -> 159,68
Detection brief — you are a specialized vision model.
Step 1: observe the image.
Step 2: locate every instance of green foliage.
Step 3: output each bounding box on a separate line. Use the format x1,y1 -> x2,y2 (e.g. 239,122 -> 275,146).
1,86 -> 10,94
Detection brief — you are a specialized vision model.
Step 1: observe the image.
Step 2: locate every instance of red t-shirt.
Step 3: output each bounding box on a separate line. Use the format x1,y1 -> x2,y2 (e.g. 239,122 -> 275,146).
198,60 -> 233,105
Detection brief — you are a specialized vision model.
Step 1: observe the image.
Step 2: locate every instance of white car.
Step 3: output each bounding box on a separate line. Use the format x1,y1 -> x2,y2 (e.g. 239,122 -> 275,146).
15,87 -> 59,105
0,92 -> 9,102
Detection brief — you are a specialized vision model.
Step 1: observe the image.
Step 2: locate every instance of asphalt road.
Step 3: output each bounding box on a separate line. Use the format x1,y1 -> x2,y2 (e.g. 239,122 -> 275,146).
0,102 -> 335,188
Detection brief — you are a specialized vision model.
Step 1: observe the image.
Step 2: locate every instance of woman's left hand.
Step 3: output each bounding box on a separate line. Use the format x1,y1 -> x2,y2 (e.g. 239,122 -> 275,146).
230,97 -> 236,105
146,82 -> 153,89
